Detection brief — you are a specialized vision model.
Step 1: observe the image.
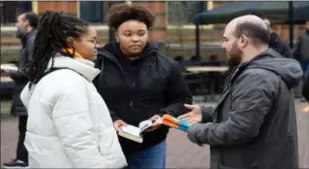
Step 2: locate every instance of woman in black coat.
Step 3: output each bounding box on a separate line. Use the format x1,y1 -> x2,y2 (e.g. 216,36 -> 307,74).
94,3 -> 192,169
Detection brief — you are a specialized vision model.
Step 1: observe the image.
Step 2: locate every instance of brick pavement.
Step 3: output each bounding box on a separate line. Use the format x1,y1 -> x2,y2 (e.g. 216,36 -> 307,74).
1,101 -> 308,168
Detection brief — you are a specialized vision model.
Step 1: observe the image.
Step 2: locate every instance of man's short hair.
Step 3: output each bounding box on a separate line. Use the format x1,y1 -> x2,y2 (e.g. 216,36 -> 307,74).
234,21 -> 270,45
23,12 -> 39,29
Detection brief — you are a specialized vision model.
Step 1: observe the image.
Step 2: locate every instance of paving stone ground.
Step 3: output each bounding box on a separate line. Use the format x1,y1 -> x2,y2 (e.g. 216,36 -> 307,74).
1,101 -> 308,168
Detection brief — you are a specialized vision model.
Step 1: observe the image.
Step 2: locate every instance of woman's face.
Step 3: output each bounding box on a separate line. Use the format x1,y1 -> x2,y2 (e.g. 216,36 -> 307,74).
116,20 -> 148,57
73,26 -> 98,61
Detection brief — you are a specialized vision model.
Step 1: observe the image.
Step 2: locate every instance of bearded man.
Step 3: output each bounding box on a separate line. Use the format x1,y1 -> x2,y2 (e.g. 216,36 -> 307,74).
2,12 -> 38,168
180,15 -> 302,169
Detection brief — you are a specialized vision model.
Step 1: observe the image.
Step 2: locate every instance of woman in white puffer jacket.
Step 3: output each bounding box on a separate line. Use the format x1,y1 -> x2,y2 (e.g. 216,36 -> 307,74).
20,10 -> 127,168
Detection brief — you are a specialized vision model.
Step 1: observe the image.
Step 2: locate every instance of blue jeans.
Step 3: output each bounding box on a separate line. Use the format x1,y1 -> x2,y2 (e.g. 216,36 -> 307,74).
125,140 -> 166,169
301,59 -> 309,80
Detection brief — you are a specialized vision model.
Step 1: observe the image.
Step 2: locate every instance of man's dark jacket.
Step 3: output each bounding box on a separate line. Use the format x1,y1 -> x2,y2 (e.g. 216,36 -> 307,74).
94,42 -> 192,155
293,30 -> 309,61
9,30 -> 36,116
187,49 -> 302,169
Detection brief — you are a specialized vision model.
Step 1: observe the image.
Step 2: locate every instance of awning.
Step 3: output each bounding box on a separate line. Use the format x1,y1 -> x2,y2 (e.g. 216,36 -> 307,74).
194,1 -> 309,24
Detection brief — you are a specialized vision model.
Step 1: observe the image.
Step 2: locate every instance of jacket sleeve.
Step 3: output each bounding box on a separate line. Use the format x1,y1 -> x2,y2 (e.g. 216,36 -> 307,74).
8,70 -> 28,81
187,71 -> 277,146
52,85 -> 114,168
201,106 -> 215,123
26,36 -> 35,63
160,62 -> 193,117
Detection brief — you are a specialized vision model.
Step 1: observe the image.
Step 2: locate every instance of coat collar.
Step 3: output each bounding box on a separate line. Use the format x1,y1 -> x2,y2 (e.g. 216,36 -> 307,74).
47,53 -> 100,81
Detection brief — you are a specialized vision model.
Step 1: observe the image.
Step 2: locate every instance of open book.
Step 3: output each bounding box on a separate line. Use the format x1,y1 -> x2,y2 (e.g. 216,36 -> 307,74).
118,120 -> 153,143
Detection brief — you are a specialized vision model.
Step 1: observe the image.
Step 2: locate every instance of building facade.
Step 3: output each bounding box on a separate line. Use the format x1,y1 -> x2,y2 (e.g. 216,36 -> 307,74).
1,1 -> 210,45
0,1 -> 306,61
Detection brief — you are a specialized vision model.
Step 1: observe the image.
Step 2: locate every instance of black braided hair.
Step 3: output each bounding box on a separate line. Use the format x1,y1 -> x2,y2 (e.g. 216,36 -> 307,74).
24,10 -> 89,88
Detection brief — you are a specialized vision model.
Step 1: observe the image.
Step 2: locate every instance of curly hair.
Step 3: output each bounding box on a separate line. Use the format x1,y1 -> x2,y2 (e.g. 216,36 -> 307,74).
24,10 -> 90,88
106,3 -> 155,29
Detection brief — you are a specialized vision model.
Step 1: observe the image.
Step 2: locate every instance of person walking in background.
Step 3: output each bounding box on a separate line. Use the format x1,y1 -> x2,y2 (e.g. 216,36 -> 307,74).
262,17 -> 293,58
180,15 -> 302,169
2,12 -> 38,169
294,21 -> 309,101
19,11 -> 127,168
94,3 -> 192,168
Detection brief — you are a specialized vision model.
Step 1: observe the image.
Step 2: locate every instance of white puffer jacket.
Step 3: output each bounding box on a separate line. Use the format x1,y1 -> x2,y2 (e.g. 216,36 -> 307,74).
20,55 -> 127,168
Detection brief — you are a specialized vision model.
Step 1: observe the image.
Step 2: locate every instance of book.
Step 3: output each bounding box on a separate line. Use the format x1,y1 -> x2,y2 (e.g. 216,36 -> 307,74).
1,64 -> 18,71
118,120 -> 153,143
162,114 -> 191,132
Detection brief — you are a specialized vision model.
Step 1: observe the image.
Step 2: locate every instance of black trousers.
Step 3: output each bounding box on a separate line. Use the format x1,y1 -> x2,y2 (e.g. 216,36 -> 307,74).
16,116 -> 28,164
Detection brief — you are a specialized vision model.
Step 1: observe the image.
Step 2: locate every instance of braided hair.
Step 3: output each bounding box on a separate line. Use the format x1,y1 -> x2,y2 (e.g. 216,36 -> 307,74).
24,10 -> 89,88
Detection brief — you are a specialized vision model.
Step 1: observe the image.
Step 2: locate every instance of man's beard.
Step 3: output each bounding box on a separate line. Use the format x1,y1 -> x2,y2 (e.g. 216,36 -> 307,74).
16,27 -> 27,40
227,42 -> 243,70
225,42 -> 243,79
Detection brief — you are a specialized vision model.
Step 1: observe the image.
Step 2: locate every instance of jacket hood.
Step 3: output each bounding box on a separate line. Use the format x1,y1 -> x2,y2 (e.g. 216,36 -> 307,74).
246,49 -> 303,89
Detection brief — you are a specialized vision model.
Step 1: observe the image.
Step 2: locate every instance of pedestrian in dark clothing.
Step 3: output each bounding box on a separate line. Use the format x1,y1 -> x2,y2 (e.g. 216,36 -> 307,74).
263,18 -> 293,58
293,21 -> 309,101
94,3 -> 192,168
180,15 -> 302,169
269,32 -> 293,58
294,21 -> 309,76
2,12 -> 38,169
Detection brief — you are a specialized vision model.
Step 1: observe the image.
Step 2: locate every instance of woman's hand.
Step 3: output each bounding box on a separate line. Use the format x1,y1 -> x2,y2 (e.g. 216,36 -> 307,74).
113,120 -> 128,132
144,115 -> 162,132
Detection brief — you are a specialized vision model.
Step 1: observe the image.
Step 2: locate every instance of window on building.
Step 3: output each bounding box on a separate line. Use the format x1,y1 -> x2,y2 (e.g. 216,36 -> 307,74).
168,1 -> 206,25
79,1 -> 123,24
0,1 -> 32,25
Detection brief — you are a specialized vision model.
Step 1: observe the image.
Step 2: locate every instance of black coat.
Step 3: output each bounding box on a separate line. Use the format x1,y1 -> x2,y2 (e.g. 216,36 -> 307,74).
187,49 -> 302,169
94,42 -> 192,155
9,30 -> 36,116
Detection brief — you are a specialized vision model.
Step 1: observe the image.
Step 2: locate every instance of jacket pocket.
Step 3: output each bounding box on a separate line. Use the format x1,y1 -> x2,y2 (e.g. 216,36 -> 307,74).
25,132 -> 71,168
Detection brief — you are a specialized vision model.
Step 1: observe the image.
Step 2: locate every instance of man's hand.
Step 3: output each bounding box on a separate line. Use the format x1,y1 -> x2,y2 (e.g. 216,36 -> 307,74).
303,105 -> 309,112
113,120 -> 128,132
144,115 -> 162,132
178,104 -> 202,124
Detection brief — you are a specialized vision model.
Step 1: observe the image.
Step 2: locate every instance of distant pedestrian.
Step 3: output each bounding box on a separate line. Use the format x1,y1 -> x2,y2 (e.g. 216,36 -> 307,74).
2,12 -> 38,169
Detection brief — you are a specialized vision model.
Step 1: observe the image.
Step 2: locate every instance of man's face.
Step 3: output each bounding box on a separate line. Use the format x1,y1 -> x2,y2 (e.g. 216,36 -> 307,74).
15,14 -> 28,39
16,14 -> 28,31
221,23 -> 243,66
306,21 -> 309,30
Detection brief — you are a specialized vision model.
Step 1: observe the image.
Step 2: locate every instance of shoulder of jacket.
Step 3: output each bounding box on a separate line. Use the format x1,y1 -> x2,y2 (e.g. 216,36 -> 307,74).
42,69 -> 87,89
156,51 -> 177,66
239,68 -> 280,87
